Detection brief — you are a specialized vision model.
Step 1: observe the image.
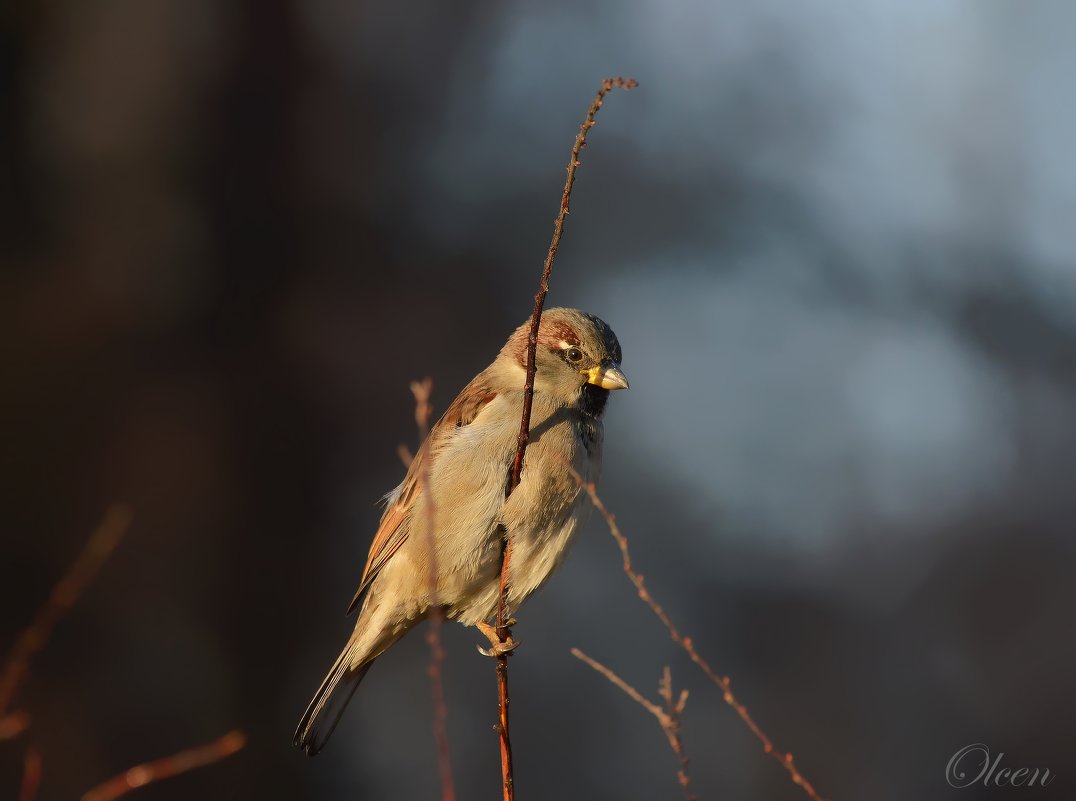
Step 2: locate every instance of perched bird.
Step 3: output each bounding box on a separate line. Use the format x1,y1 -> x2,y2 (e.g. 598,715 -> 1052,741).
295,307 -> 628,755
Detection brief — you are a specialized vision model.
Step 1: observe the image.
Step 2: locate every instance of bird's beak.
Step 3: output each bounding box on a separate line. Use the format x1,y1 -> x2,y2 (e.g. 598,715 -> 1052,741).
583,363 -> 630,390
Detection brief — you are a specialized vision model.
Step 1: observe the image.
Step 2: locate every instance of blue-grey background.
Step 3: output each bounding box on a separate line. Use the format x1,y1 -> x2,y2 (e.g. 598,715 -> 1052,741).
2,1 -> 1074,799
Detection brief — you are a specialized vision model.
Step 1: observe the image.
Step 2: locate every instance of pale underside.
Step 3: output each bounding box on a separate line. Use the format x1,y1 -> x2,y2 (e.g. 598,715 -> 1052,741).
345,369 -> 602,666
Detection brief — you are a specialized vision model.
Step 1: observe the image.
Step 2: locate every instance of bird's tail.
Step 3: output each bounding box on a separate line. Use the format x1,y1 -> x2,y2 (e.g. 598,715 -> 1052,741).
294,643 -> 374,756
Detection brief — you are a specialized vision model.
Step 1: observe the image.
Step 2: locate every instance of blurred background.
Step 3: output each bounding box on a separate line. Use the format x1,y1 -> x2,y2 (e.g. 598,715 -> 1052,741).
3,0 -> 1075,799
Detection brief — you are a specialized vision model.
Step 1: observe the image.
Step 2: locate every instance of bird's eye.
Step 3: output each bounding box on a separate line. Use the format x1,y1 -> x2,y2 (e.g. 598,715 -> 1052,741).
566,347 -> 584,362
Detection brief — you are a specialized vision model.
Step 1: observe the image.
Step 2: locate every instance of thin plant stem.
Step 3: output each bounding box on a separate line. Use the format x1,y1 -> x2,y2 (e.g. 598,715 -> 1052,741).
572,649 -> 695,801
568,467 -> 829,801
80,730 -> 246,801
495,75 -> 637,801
0,505 -> 133,717
410,378 -> 456,801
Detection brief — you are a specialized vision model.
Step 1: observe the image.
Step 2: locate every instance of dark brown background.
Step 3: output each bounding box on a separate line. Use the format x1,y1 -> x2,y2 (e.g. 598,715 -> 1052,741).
2,1 -> 1075,799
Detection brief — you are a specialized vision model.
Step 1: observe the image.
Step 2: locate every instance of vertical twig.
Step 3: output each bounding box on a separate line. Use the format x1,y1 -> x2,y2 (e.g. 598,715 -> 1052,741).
0,504 -> 133,717
658,666 -> 694,799
495,75 -> 638,801
19,747 -> 42,801
410,378 -> 456,801
568,468 -> 829,801
571,650 -> 695,801
80,730 -> 246,801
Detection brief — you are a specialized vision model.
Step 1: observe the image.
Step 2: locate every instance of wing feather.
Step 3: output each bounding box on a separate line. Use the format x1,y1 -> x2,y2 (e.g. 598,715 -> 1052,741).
346,373 -> 498,614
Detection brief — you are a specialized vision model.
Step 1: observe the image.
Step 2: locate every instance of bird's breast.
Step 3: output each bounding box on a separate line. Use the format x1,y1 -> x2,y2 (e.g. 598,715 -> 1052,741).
497,404 -> 602,608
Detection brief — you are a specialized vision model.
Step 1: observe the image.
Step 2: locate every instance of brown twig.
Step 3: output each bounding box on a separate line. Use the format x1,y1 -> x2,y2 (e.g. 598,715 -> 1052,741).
410,378 -> 456,801
568,468 -> 829,801
80,730 -> 246,801
572,650 -> 695,801
0,709 -> 31,742
411,378 -> 434,439
19,747 -> 42,801
494,74 -> 637,801
0,504 -> 133,718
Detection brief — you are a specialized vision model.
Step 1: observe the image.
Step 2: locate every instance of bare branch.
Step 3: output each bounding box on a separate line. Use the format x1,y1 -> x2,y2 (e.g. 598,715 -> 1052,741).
410,378 -> 456,801
0,504 -> 133,717
493,74 -> 637,801
505,75 -> 640,500
19,747 -> 42,801
80,730 -> 246,801
568,468 -> 829,801
571,649 -> 695,801
0,507 -> 247,801
0,709 -> 31,742
410,378 -> 434,439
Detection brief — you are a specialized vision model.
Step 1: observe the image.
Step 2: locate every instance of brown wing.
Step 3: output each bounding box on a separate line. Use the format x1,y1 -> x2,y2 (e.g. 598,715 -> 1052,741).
346,372 -> 499,614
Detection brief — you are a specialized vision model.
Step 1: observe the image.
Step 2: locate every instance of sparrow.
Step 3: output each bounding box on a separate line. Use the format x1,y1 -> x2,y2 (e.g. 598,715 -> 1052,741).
295,307 -> 628,755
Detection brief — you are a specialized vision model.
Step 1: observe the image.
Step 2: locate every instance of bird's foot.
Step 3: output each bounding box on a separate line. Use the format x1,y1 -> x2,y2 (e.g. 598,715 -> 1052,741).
475,620 -> 520,657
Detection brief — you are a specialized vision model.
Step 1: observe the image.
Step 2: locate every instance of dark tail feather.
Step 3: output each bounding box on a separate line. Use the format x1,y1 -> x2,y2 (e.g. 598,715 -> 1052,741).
294,645 -> 373,756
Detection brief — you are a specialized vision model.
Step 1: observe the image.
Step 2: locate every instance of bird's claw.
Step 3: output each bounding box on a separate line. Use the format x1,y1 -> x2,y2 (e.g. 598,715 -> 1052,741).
476,637 -> 521,658
475,620 -> 520,657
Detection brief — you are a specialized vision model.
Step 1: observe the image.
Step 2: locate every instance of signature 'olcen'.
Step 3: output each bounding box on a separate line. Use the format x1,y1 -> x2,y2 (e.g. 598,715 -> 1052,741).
946,743 -> 1054,789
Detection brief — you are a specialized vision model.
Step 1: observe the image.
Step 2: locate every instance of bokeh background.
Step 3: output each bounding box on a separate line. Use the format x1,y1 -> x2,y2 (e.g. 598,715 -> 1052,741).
3,1 -> 1075,799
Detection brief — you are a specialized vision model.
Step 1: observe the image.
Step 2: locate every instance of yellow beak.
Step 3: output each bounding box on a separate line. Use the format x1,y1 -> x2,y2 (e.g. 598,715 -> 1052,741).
584,363 -> 630,390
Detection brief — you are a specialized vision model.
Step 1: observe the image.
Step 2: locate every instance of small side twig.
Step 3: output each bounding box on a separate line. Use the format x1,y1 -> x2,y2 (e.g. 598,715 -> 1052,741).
410,378 -> 456,801
80,730 -> 246,801
572,649 -> 695,801
494,74 -> 637,801
0,504 -> 133,718
568,468 -> 828,801
19,747 -> 42,801
0,709 -> 31,742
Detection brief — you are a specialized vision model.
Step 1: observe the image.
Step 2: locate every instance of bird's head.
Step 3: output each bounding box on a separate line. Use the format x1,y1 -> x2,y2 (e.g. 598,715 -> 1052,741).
500,307 -> 628,412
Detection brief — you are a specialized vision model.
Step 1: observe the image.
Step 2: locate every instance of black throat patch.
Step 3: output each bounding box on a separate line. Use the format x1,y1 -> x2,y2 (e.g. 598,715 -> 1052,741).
578,383 -> 610,419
